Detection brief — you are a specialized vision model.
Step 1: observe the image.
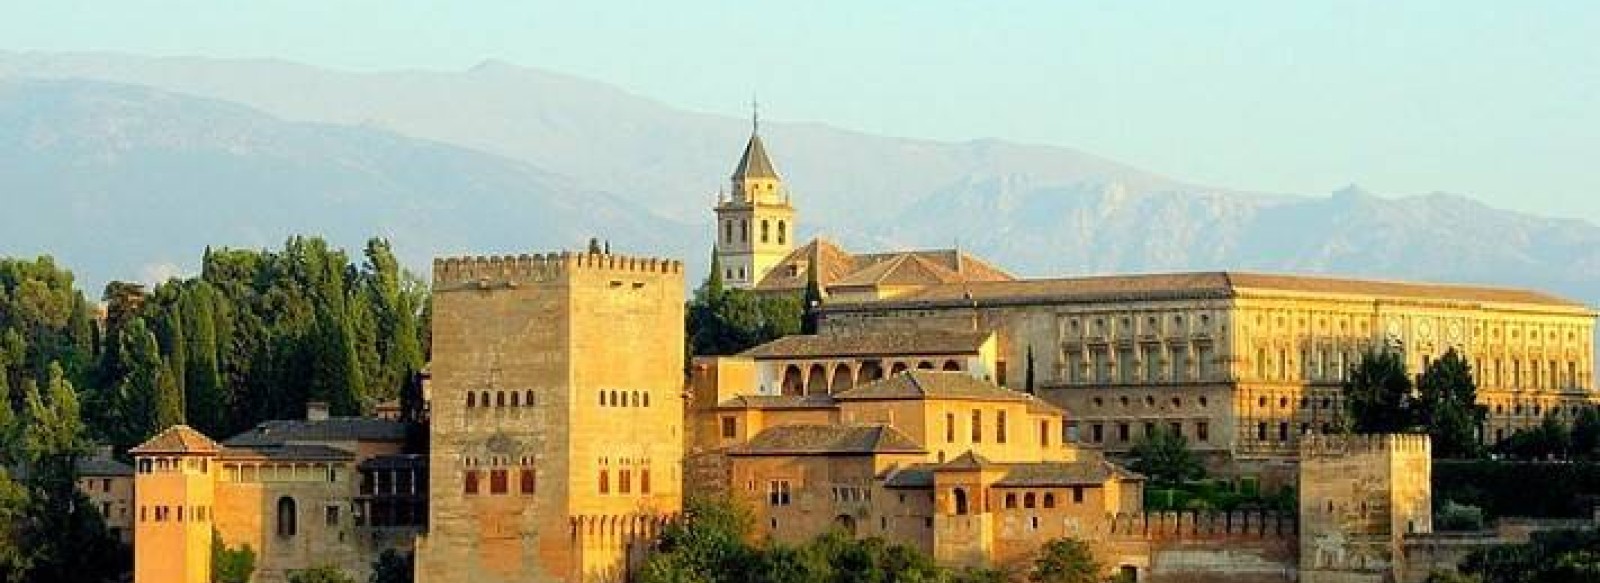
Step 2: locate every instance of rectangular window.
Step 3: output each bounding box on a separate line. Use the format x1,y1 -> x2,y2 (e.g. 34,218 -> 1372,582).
490,469 -> 508,495
620,470 -> 632,494
1072,486 -> 1084,503
1168,422 -> 1182,437
325,505 -> 340,526
520,469 -> 536,495
1257,423 -> 1268,441
996,411 -> 1008,444
1143,422 -> 1155,439
946,413 -> 956,443
768,480 -> 791,506
1196,421 -> 1210,442
1278,422 -> 1290,442
464,470 -> 480,495
971,410 -> 982,443
1117,423 -> 1130,443
720,416 -> 737,439
997,360 -> 1008,387
641,469 -> 651,494
1039,420 -> 1050,447
1091,423 -> 1104,443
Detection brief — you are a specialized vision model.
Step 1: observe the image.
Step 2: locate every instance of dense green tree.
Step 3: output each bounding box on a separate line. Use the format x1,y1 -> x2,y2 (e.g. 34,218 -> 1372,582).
1422,572 -> 1479,583
1028,538 -> 1102,583
801,260 -> 822,335
212,530 -> 257,583
368,549 -> 413,583
1416,349 -> 1486,459
288,565 -> 357,583
178,282 -> 228,435
1129,426 -> 1204,486
1024,345 -> 1036,394
1496,415 -> 1571,460
1345,348 -> 1418,434
1571,408 -> 1600,459
686,261 -> 802,357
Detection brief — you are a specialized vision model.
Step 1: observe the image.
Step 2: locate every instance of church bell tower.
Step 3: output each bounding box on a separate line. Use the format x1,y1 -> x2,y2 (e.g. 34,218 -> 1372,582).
714,106 -> 796,289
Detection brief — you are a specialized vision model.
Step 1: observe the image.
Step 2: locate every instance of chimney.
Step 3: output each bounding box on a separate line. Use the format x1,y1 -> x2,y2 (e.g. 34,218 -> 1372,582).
306,401 -> 330,422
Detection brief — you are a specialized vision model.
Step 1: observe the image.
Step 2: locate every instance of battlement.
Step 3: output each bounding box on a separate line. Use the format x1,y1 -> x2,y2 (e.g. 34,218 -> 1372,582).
1105,510 -> 1297,541
1299,433 -> 1431,459
432,252 -> 684,288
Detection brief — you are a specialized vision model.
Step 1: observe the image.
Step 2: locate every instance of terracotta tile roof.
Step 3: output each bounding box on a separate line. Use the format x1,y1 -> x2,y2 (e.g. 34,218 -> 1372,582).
220,444 -> 356,462
730,424 -> 926,455
833,371 -> 1031,403
223,417 -> 408,447
716,394 -> 838,410
740,331 -> 992,359
754,239 -> 1014,293
130,425 -> 222,455
940,451 -> 994,470
991,461 -> 1143,487
825,271 -> 1589,311
359,454 -> 428,471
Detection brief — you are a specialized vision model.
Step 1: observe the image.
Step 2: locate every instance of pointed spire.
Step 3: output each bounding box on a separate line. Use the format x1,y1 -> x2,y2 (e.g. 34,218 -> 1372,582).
732,128 -> 780,181
752,95 -> 760,134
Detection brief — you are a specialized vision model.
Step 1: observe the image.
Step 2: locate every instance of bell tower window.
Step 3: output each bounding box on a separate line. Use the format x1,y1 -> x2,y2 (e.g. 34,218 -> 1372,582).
778,221 -> 787,244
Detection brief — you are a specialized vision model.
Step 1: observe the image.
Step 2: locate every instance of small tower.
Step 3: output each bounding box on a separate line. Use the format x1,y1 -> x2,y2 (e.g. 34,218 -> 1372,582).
131,425 -> 222,583
714,105 -> 797,289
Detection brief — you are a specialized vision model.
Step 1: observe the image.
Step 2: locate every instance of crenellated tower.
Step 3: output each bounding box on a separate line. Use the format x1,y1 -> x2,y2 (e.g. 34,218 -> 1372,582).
416,251 -> 685,583
713,108 -> 796,289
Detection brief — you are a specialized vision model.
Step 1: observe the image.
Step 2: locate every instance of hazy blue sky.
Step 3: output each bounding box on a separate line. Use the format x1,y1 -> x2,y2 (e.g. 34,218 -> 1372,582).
7,1 -> 1599,221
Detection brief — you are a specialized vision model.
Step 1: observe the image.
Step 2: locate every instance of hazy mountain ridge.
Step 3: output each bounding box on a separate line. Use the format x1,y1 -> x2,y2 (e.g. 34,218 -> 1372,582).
0,78 -> 693,287
2,51 -> 1599,307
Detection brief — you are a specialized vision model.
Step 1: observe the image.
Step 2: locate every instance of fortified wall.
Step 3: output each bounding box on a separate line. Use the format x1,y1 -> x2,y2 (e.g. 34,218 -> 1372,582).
1100,510 -> 1299,583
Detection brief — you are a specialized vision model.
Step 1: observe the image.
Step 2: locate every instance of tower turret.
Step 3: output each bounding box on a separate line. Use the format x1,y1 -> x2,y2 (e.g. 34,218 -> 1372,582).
714,105 -> 796,289
131,425 -> 222,583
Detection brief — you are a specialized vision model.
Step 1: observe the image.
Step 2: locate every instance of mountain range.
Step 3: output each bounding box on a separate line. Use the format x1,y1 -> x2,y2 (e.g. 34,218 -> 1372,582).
1,51 -> 1597,308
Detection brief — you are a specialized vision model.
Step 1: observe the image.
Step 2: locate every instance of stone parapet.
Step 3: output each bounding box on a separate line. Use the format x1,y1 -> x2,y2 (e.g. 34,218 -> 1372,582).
1106,510 -> 1298,540
1299,433 -> 1430,459
432,252 -> 684,289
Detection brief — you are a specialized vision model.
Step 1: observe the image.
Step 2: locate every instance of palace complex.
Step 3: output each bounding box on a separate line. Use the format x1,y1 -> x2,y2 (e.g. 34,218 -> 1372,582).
122,122 -> 1598,583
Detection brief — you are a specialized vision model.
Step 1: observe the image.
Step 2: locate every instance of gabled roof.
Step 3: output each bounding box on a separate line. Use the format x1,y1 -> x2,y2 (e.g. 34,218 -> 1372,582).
881,464 -> 937,488
732,133 -> 780,181
753,238 -> 1014,294
741,331 -> 992,359
130,425 -> 222,455
940,450 -> 994,470
731,424 -> 925,456
716,394 -> 838,410
223,417 -> 408,447
833,371 -> 1031,403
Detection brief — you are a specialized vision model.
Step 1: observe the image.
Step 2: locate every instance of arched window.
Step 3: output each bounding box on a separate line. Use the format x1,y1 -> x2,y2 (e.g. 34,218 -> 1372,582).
525,390 -> 536,406
276,496 -> 297,537
761,220 -> 770,243
1024,493 -> 1036,509
496,392 -> 505,407
806,365 -> 829,396
724,221 -> 733,243
467,392 -> 476,408
1043,493 -> 1056,508
778,221 -> 787,244
953,488 -> 969,515
830,363 -> 854,393
858,361 -> 884,382
510,392 -> 520,407
782,365 -> 805,396
891,362 -> 909,375
917,361 -> 935,370
632,392 -> 641,407
942,360 -> 962,371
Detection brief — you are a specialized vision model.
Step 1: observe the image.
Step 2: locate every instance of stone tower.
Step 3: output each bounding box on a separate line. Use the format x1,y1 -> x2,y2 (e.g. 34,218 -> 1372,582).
131,425 -> 222,583
713,111 -> 796,289
415,251 -> 686,583
1298,433 -> 1432,583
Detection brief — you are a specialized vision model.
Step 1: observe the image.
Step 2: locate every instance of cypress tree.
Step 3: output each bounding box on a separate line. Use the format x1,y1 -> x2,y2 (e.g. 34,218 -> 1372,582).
801,260 -> 822,335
